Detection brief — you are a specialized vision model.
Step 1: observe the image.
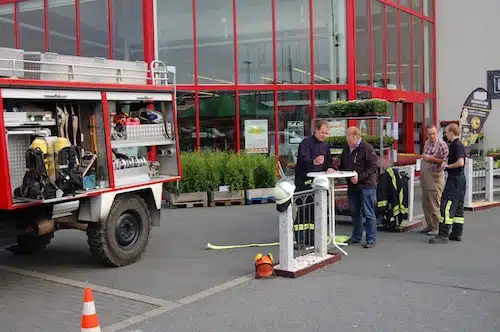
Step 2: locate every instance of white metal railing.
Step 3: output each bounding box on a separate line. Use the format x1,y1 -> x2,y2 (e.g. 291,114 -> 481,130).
0,50 -> 175,87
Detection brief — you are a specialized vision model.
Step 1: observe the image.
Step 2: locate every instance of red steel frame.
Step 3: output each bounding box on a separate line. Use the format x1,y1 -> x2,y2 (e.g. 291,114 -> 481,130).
0,0 -> 437,156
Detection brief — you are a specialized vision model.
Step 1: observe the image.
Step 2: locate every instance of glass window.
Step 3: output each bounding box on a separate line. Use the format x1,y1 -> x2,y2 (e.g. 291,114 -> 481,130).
80,0 -> 109,58
400,11 -> 411,91
423,0 -> 433,17
278,90 -> 312,172
112,0 -> 143,61
237,1 -> 273,84
313,0 -> 347,84
239,91 -> 274,153
177,91 -> 197,152
412,0 -> 422,12
198,91 -> 236,151
47,0 -> 76,55
371,0 -> 385,87
414,103 -> 423,153
0,4 -> 15,48
399,0 -> 410,8
157,1 -> 194,84
196,1 -> 234,85
413,17 -> 423,92
423,21 -> 434,93
276,0 -> 310,84
386,5 -> 398,89
356,0 -> 370,86
315,90 -> 348,169
18,0 -> 45,52
424,99 -> 433,131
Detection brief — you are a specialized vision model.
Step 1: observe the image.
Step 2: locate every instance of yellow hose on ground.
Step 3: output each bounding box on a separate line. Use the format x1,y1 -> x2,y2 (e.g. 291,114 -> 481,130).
205,235 -> 351,250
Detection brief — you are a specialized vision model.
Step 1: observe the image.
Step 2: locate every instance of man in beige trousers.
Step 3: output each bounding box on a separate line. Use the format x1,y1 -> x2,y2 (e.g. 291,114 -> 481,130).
420,125 -> 449,235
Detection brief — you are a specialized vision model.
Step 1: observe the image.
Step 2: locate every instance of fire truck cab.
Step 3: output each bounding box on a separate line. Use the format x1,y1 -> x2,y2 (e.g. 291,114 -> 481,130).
0,48 -> 180,267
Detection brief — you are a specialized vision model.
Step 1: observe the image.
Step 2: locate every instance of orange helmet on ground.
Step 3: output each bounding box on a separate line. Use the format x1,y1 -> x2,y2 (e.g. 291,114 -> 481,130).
254,253 -> 275,279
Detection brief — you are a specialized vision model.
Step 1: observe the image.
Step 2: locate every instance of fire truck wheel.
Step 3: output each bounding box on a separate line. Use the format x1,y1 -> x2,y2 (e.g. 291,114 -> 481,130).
86,194 -> 151,267
8,233 -> 54,254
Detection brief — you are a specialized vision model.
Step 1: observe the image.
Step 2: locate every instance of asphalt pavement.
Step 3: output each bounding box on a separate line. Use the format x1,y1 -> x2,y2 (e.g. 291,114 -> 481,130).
0,193 -> 498,332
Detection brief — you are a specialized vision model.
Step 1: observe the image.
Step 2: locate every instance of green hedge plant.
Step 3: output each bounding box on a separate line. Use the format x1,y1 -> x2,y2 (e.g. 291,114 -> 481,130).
165,151 -> 278,194
328,98 -> 389,117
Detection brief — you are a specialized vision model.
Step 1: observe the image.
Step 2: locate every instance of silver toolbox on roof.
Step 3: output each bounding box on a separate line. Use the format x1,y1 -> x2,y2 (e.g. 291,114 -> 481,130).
0,47 -> 24,78
91,58 -> 148,85
23,52 -> 71,81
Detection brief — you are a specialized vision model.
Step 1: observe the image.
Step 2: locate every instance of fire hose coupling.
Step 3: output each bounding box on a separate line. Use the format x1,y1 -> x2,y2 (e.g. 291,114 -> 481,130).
158,147 -> 175,157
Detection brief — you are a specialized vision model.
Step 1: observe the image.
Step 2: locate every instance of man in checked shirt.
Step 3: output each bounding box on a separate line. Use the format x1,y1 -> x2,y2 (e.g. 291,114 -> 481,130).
419,124 -> 449,235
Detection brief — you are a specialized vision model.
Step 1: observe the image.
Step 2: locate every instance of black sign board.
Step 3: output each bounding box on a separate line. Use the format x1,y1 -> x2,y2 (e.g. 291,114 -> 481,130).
458,87 -> 491,152
486,70 -> 500,99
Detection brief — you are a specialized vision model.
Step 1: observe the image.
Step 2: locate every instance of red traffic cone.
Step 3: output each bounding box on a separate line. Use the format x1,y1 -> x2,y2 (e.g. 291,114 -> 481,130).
81,288 -> 101,332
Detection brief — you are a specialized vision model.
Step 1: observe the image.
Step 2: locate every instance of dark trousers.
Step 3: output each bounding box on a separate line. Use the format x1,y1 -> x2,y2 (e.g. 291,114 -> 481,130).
348,187 -> 377,243
439,173 -> 466,237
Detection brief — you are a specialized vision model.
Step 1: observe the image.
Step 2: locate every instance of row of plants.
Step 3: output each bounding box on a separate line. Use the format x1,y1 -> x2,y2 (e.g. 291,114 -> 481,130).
395,153 -> 422,166
324,135 -> 395,149
327,98 -> 389,117
164,151 -> 278,195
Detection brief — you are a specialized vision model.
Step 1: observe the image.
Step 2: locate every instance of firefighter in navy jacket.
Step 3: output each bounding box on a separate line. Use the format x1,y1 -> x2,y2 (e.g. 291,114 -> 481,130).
293,120 -> 335,248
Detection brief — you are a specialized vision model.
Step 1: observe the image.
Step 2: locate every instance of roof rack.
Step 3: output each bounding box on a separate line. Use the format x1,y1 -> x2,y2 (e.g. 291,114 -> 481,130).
0,47 -> 175,87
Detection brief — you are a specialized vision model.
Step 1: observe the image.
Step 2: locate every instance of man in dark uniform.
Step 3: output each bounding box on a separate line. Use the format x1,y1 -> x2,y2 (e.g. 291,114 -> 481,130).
293,120 -> 335,248
429,123 -> 467,244
295,120 -> 335,191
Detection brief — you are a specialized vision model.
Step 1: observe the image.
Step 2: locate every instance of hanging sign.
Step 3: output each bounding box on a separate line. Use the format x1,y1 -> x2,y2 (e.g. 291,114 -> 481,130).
458,87 -> 492,151
244,119 -> 268,153
286,121 -> 304,144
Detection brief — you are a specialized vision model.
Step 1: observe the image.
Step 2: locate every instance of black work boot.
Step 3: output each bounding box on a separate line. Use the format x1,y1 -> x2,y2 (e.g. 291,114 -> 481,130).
429,234 -> 449,244
449,223 -> 463,242
429,224 -> 450,244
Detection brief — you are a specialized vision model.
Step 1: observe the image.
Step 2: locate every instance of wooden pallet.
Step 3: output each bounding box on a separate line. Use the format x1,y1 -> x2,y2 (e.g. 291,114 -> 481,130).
167,200 -> 208,209
209,199 -> 244,207
245,197 -> 276,205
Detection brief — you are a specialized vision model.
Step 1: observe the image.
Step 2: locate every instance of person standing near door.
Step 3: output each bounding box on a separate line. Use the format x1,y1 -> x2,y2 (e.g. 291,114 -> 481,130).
420,124 -> 449,236
429,123 -> 467,244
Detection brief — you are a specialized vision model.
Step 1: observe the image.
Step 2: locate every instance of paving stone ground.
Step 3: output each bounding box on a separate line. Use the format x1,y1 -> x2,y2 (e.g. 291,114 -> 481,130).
0,270 -> 157,332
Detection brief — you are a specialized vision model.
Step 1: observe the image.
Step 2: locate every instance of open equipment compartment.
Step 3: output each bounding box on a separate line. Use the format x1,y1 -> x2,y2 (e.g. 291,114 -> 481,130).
106,91 -> 179,188
2,88 -> 111,205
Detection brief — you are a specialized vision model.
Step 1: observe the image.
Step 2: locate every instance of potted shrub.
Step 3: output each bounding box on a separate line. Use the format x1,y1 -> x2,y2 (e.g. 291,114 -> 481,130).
328,98 -> 389,117
208,151 -> 247,206
244,154 -> 278,204
164,152 -> 211,208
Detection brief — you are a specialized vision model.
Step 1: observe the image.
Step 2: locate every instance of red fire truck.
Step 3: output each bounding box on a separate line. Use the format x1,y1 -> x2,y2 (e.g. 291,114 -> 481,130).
0,48 -> 181,267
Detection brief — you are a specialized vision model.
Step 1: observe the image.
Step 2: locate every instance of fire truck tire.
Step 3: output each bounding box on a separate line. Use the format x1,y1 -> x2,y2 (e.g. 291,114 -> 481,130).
8,233 -> 54,254
86,194 -> 151,267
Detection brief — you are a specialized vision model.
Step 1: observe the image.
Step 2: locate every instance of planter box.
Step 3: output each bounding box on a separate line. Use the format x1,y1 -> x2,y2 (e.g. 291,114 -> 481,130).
245,187 -> 275,205
165,191 -> 208,208
209,190 -> 245,207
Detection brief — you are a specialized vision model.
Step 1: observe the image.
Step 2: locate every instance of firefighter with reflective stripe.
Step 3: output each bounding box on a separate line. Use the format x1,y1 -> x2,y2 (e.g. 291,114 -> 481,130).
429,123 -> 466,244
376,167 -> 409,228
293,120 -> 335,248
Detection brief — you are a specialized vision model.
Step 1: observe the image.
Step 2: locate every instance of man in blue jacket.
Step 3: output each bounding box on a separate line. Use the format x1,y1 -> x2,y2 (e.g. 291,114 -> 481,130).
338,126 -> 379,248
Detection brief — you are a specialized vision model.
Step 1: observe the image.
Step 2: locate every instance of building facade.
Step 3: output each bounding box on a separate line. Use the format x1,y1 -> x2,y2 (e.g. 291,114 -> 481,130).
436,0 -> 498,151
0,0 -> 436,167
